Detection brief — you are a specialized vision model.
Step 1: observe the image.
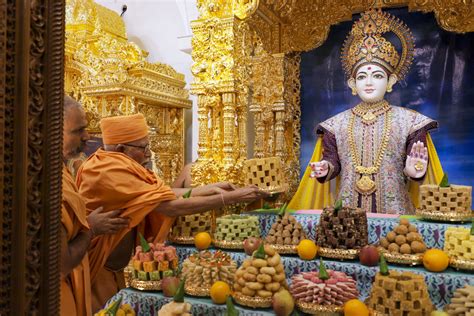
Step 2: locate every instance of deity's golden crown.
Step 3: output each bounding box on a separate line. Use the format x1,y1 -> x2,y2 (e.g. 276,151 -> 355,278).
341,9 -> 414,81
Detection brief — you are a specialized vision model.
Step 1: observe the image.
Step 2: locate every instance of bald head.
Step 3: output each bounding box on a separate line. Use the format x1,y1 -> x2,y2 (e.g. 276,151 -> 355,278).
63,95 -> 89,159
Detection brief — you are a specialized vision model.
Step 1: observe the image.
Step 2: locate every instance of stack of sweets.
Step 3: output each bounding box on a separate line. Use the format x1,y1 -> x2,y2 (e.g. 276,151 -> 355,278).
132,243 -> 178,281
265,213 -> 307,246
316,206 -> 368,249
214,215 -> 260,242
181,250 -> 237,289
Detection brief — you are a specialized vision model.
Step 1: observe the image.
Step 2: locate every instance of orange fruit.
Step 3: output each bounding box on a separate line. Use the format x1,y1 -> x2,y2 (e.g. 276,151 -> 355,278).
210,281 -> 231,304
194,232 -> 212,250
344,299 -> 369,316
423,249 -> 449,272
297,239 -> 318,260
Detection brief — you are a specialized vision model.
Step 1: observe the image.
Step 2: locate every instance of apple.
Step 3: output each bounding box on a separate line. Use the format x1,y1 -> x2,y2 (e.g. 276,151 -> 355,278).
272,289 -> 294,316
243,237 -> 262,256
161,275 -> 180,297
359,245 -> 380,266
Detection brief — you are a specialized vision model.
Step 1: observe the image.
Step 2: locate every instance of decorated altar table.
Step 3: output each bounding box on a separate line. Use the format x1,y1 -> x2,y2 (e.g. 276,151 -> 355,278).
105,213 -> 473,314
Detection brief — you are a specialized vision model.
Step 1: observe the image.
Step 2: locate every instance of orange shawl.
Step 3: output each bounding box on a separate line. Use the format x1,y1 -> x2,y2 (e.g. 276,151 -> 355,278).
61,165 -> 92,316
76,149 -> 176,283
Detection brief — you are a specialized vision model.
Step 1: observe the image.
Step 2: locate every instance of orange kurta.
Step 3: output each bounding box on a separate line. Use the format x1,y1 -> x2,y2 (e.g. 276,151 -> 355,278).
76,149 -> 176,310
61,165 -> 92,316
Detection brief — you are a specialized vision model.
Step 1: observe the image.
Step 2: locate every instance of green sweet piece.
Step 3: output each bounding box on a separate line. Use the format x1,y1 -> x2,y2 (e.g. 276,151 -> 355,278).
162,270 -> 174,278
138,232 -> 151,253
149,271 -> 161,281
318,259 -> 329,280
379,253 -> 389,276
439,173 -> 450,187
173,278 -> 186,303
138,271 -> 149,281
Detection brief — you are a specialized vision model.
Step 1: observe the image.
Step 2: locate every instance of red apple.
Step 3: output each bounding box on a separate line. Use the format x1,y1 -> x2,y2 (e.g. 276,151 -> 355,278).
243,237 -> 262,256
162,276 -> 180,297
359,245 -> 380,266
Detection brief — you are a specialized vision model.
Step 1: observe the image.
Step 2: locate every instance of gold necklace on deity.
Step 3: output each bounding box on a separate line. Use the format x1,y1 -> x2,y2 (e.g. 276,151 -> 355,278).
352,100 -> 391,125
348,105 -> 392,195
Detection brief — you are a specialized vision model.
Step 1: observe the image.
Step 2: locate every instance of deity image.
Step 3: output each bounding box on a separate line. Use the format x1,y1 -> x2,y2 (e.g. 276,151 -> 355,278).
289,9 -> 444,214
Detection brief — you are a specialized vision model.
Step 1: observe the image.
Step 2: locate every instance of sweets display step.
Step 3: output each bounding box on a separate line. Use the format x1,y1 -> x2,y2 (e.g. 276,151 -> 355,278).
377,218 -> 427,265
131,243 -> 178,281
181,250 -> 237,295
265,213 -> 307,246
233,244 -> 287,307
445,285 -> 474,315
315,206 -> 368,249
214,215 -> 260,243
169,212 -> 212,243
290,270 -> 358,306
367,270 -> 434,316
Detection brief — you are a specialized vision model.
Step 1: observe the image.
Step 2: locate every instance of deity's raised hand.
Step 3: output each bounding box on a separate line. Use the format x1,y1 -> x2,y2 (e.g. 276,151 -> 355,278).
404,141 -> 428,179
309,161 -> 329,178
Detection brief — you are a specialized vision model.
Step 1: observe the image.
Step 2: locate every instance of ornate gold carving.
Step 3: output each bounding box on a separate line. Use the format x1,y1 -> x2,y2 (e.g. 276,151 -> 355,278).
65,0 -> 191,184
190,0 -> 473,198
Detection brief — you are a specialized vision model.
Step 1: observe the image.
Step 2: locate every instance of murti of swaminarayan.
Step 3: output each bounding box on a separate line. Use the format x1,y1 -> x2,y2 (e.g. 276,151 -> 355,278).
341,9 -> 415,196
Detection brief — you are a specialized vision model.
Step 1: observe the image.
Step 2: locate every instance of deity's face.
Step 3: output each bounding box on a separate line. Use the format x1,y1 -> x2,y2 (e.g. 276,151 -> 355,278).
63,104 -> 90,160
348,64 -> 397,103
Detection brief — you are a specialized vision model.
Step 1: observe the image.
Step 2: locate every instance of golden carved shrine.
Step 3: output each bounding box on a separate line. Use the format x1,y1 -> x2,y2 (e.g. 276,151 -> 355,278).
190,0 -> 474,200
64,0 -> 192,184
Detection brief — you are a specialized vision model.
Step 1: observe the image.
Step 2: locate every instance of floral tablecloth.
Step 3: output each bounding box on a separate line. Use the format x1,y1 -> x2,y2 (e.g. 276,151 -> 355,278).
254,213 -> 471,249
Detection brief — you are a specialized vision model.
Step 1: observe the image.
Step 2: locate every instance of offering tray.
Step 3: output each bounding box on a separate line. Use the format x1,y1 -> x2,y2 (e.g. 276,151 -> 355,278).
168,235 -> 195,245
232,292 -> 272,308
272,244 -> 297,254
318,247 -> 359,260
184,283 -> 210,297
295,300 -> 343,315
416,209 -> 473,223
378,248 -> 423,266
450,257 -> 474,271
129,278 -> 162,291
212,239 -> 244,250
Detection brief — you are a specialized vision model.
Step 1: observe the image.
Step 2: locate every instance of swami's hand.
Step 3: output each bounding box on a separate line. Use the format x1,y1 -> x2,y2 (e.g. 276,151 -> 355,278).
404,141 -> 428,179
226,185 -> 271,204
192,181 -> 238,197
309,160 -> 329,178
87,207 -> 129,237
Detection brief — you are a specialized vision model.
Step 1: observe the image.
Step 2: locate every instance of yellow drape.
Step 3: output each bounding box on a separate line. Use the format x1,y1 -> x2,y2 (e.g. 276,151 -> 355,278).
288,134 -> 444,210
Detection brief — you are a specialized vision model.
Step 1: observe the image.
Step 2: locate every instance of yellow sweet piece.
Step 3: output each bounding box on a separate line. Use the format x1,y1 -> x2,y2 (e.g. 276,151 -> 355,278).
444,227 -> 473,260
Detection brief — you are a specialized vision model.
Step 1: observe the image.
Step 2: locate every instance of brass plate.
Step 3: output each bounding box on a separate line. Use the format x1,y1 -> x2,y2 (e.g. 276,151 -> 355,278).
296,300 -> 343,315
450,257 -> 474,271
232,292 -> 272,308
272,244 -> 298,254
378,248 -> 423,266
129,278 -> 162,291
318,247 -> 359,260
168,235 -> 195,245
184,283 -> 210,297
416,209 -> 473,222
213,239 -> 244,250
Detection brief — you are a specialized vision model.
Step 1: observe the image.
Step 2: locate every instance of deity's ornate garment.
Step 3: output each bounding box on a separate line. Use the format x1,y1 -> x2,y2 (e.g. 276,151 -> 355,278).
317,103 -> 437,214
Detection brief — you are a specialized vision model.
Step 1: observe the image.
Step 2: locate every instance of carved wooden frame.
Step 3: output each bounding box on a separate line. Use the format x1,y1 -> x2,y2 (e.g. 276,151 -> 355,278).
1,0 -> 64,314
